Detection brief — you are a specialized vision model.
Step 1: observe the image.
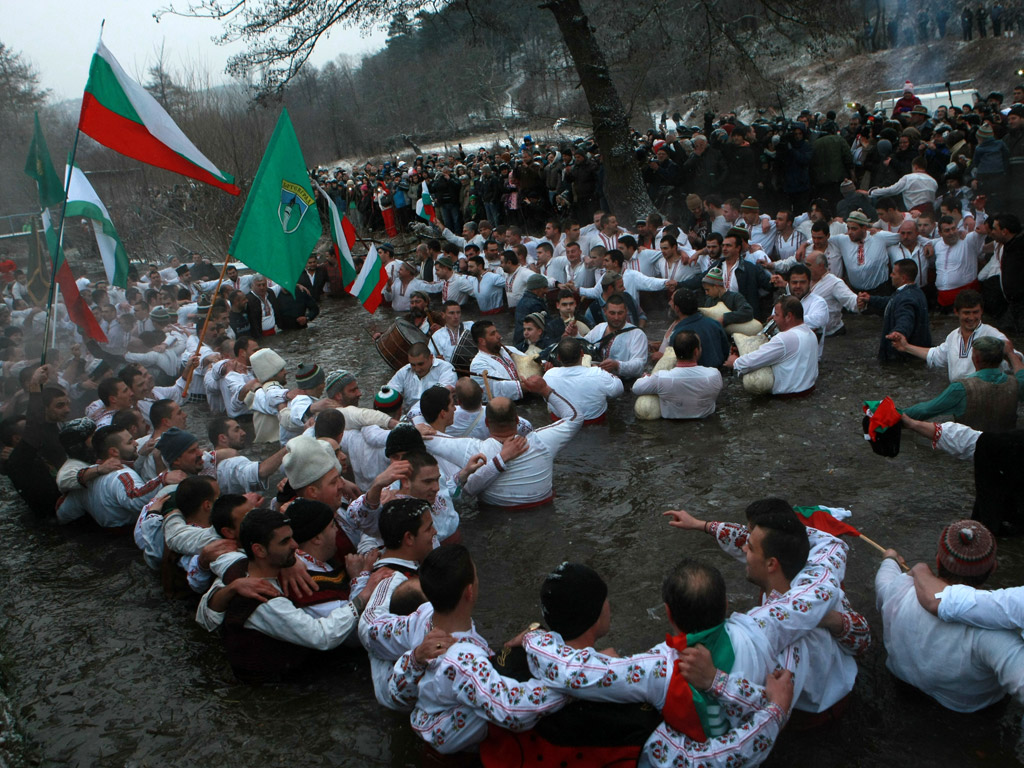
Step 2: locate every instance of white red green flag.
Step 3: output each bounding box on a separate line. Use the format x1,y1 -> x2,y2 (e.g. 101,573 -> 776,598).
78,40 -> 240,195
41,209 -> 108,342
415,181 -> 435,222
349,244 -> 388,313
64,164 -> 130,288
316,184 -> 357,289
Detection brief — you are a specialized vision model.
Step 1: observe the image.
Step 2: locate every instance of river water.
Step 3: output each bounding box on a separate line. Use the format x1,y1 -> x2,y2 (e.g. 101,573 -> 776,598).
0,294 -> 1021,767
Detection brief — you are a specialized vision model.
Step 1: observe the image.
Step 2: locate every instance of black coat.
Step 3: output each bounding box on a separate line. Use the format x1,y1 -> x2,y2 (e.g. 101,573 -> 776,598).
298,266 -> 329,303
866,284 -> 932,361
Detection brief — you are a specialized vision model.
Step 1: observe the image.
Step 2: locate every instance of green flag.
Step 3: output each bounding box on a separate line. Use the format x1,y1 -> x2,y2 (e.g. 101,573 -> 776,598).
24,112 -> 64,209
229,109 -> 320,294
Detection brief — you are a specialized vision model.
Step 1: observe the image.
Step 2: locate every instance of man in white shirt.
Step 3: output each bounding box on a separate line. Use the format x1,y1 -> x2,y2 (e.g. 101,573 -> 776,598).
771,264 -> 828,357
584,294 -> 649,379
890,289 -> 1015,381
829,210 -> 901,292
384,261 -> 440,312
932,215 -> 985,307
868,155 -> 938,212
542,337 -> 623,423
432,257 -> 473,306
725,296 -> 819,396
385,343 -> 457,413
465,255 -> 507,315
619,235 -> 665,277
875,520 -> 1023,714
218,336 -> 260,419
468,320 -> 524,401
633,331 -> 723,419
429,301 -> 472,362
886,219 -> 933,289
422,379 -> 581,509
501,250 -> 531,309
805,250 -> 859,336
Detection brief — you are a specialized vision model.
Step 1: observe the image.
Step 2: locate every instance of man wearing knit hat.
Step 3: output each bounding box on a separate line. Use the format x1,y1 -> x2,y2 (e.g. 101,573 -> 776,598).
282,435 -> 355,524
278,363 -> 335,442
875,521 -> 1023,714
736,198 -> 777,252
514,272 -> 556,346
288,498 -> 384,624
384,343 -> 456,414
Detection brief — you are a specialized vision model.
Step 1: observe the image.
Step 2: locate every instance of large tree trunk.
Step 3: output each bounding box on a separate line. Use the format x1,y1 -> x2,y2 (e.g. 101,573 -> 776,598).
541,0 -> 655,223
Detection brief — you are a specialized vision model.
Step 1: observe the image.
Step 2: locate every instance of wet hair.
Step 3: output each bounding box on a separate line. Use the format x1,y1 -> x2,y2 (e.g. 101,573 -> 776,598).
407,342 -> 430,358
419,543 -> 475,613
788,264 -> 812,281
177,475 -> 218,521
239,507 -> 290,559
419,385 -> 453,423
954,289 -> 983,311
98,378 -> 125,406
379,497 -> 433,550
207,412 -> 236,446
556,337 -> 583,365
42,386 -> 68,408
811,220 -> 830,236
485,397 -> 519,428
92,426 -> 126,460
672,331 -> 701,361
776,295 -> 803,320
662,559 -> 727,633
876,196 -> 900,212
389,581 -> 427,616
660,234 -> 678,249
893,258 -> 919,283
744,497 -> 793,525
313,409 -> 346,440
455,377 -> 482,410
605,293 -> 627,309
751,512 -> 810,581
991,213 -> 1022,234
111,409 -> 143,434
706,232 -> 723,245
233,336 -> 255,357
502,250 -> 519,266
211,493 -> 249,538
471,320 -> 494,345
672,289 -> 699,316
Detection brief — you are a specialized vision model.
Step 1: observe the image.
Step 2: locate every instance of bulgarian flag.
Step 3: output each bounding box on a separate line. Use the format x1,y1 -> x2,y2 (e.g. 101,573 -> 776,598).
64,164 -> 130,288
40,210 -> 108,342
349,244 -> 388,313
23,112 -> 106,343
78,40 -> 240,195
663,623 -> 735,742
316,183 -> 357,289
415,181 -> 435,222
793,505 -> 861,538
863,397 -> 901,441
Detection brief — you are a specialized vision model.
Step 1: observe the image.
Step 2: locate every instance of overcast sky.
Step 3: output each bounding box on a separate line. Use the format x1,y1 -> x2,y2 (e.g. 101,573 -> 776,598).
9,0 -> 387,101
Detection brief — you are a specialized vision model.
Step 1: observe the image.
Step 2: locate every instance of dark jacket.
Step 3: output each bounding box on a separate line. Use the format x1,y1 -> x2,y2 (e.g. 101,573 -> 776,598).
514,291 -> 564,347
684,259 -> 774,320
701,290 -> 755,327
297,266 -> 329,303
430,175 -> 461,206
1001,232 -> 1024,302
669,314 -> 731,368
682,147 -> 727,195
866,284 -> 932,361
245,291 -> 280,338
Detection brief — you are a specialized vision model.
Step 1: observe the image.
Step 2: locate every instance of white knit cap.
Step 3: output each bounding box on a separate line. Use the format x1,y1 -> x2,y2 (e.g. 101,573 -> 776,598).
283,435 -> 339,489
251,348 -> 286,382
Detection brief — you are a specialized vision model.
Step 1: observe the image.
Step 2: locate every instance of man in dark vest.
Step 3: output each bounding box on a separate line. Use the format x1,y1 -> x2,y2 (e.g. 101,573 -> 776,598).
204,507 -> 372,682
902,335 -> 1024,432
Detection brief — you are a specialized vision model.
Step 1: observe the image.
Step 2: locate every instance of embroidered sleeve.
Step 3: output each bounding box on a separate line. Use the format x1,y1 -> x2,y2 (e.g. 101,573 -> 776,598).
708,522 -> 748,564
386,650 -> 427,709
644,702 -> 788,767
523,630 -> 668,706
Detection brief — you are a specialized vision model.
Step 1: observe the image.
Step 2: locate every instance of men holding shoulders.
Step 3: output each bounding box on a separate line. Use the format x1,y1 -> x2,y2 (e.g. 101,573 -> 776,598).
804,250 -> 859,336
875,520 -> 1023,715
421,377 -> 581,509
634,331 -> 723,419
830,210 -> 901,293
466,255 -> 507,315
773,264 -> 829,356
725,296 -> 819,396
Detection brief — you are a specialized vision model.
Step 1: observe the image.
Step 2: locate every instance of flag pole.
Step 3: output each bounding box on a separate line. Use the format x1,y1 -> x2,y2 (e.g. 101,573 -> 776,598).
181,254 -> 232,398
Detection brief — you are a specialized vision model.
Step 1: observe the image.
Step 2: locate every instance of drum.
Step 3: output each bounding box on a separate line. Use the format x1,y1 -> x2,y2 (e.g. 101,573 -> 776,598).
375,319 -> 428,370
450,332 -> 478,376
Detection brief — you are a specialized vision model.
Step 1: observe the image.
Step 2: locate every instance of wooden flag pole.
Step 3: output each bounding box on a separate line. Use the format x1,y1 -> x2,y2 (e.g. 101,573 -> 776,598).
181,254 -> 232,398
860,533 -> 909,572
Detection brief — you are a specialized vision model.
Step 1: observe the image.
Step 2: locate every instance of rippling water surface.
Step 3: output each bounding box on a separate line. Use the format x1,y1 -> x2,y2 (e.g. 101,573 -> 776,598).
1,295 -> 1021,767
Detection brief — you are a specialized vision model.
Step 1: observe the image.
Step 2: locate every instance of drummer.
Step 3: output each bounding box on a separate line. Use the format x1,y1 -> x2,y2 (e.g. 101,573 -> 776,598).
468,320 -> 524,401
429,301 -> 473,363
406,291 -> 441,335
384,342 -> 457,414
